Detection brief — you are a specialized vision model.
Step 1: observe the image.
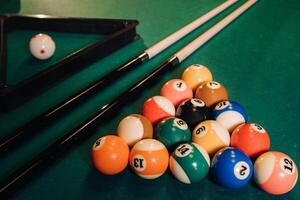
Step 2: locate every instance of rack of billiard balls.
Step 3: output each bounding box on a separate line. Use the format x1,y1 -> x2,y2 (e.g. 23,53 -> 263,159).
91,64 -> 298,195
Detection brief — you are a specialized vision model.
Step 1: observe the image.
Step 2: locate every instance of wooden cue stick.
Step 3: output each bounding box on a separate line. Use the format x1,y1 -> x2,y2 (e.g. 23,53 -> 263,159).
0,0 -> 257,195
0,0 -> 236,155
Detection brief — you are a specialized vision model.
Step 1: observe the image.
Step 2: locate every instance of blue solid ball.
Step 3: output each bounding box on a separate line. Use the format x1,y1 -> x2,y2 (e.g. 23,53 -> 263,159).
211,147 -> 253,189
212,100 -> 248,132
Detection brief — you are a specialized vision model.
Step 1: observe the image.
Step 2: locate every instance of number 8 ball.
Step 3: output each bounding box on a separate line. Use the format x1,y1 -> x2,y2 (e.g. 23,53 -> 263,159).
211,147 -> 253,189
176,98 -> 208,129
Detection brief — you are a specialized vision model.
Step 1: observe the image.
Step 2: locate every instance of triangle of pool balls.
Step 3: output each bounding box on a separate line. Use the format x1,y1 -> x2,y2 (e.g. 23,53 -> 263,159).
0,14 -> 139,111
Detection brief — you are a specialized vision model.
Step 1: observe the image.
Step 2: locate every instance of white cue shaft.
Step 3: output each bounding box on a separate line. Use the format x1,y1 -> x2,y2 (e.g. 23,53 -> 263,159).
145,0 -> 237,59
176,0 -> 257,62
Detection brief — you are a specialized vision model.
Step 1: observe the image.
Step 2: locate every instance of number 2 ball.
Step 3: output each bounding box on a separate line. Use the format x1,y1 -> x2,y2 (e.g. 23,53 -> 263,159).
91,135 -> 129,175
231,123 -> 270,158
29,33 -> 56,60
211,147 -> 253,189
142,96 -> 175,124
129,139 -> 169,179
254,151 -> 298,195
160,79 -> 193,107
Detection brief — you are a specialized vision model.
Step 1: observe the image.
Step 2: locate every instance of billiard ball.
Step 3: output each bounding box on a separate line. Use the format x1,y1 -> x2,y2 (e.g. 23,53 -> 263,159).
117,114 -> 153,147
142,96 -> 175,124
169,143 -> 210,184
181,64 -> 213,91
195,81 -> 228,107
129,139 -> 169,179
254,151 -> 298,195
211,147 -> 253,189
192,120 -> 230,156
91,135 -> 129,175
155,117 -> 191,150
213,100 -> 248,132
160,79 -> 193,107
231,123 -> 270,158
29,33 -> 56,60
176,98 -> 208,129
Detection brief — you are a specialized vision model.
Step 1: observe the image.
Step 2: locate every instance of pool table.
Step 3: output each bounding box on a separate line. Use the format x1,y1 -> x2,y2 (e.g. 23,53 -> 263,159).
0,0 -> 299,199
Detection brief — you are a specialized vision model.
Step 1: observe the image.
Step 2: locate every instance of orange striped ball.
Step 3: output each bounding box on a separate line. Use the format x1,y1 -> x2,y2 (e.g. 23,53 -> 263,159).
129,139 -> 169,179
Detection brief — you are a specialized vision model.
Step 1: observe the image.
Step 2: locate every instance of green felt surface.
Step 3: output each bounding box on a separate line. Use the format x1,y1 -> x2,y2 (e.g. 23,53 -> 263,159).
0,0 -> 300,199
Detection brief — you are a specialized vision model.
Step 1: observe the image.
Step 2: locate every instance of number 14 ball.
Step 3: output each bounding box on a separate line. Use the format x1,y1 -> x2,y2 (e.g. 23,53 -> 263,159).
129,139 -> 169,179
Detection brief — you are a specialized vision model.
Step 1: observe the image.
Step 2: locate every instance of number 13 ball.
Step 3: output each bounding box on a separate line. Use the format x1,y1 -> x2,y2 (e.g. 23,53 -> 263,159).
254,151 -> 298,195
211,147 -> 253,189
129,139 -> 169,179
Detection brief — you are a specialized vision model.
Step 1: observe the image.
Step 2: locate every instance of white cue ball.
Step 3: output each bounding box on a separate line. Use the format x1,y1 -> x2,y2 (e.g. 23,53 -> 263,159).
29,33 -> 56,60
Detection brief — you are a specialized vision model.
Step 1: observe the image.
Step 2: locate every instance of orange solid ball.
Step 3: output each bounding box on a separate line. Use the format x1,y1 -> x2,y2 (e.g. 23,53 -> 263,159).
92,135 -> 129,175
231,123 -> 270,159
160,79 -> 193,107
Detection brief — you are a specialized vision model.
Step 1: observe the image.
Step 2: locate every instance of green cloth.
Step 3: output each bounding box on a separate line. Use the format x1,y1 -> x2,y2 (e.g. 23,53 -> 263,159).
0,0 -> 299,199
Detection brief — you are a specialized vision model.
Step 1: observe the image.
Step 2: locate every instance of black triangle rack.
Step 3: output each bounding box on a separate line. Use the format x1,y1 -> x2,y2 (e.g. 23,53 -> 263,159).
0,14 -> 139,111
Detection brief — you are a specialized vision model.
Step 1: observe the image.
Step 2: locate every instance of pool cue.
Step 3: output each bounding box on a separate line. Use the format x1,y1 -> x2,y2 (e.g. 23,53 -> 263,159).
0,0 -> 237,155
0,0 -> 257,195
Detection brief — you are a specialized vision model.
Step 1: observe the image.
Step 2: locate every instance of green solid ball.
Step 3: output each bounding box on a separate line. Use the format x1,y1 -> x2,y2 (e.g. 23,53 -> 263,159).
155,117 -> 191,150
169,143 -> 210,184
